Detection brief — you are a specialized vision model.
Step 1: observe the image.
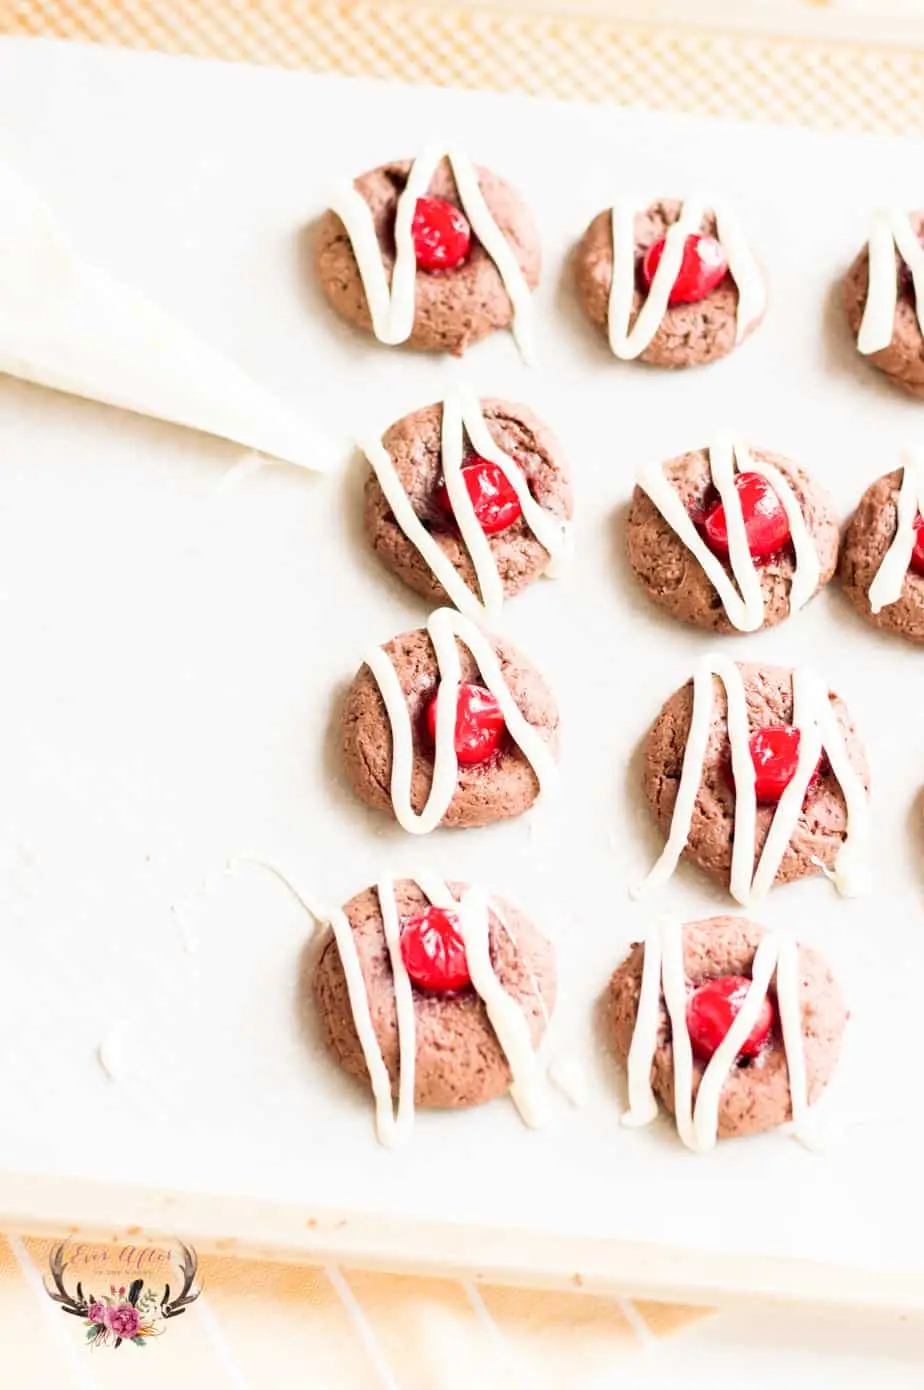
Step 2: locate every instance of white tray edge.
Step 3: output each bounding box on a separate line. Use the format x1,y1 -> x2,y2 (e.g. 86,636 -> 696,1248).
1,1168 -> 922,1315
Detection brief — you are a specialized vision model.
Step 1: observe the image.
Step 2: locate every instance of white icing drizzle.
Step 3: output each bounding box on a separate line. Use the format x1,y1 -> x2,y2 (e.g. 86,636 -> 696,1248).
487,893 -> 587,1110
326,896 -> 414,1148
622,917 -> 812,1154
857,208 -> 924,355
329,142 -> 536,361
97,1024 -> 127,1081
607,194 -> 765,360
774,934 -> 814,1145
868,451 -> 924,613
362,384 -> 569,622
210,450 -> 268,498
443,883 -> 550,1128
365,606 -> 558,835
636,434 -> 820,633
634,657 -> 869,905
547,1056 -> 589,1108
376,876 -> 418,1143
225,859 -> 415,1147
334,875 -> 551,1145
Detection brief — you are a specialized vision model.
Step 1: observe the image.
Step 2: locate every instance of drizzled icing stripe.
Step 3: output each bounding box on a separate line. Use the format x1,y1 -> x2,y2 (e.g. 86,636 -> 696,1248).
362,385 -> 569,622
324,894 -> 415,1148
417,875 -> 551,1128
329,142 -> 536,362
636,434 -> 820,632
333,876 -> 550,1146
622,917 -> 812,1154
365,606 -> 558,836
633,657 -> 869,905
378,877 -> 417,1141
858,209 -> 924,355
227,861 -> 415,1146
607,195 -> 765,360
868,451 -> 924,613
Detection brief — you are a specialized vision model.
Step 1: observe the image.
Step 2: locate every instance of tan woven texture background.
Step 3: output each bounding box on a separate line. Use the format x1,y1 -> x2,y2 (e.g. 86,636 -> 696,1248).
5,0 -> 924,133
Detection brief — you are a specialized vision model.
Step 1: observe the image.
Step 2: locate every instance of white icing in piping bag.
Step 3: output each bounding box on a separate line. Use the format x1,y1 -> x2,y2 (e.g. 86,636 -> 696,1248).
0,156 -> 337,471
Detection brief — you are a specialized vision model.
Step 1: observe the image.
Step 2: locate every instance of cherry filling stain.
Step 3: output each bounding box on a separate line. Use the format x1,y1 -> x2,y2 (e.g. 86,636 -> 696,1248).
411,196 -> 471,271
898,257 -> 919,304
910,514 -> 924,576
424,682 -> 506,766
434,456 -> 523,536
641,232 -> 729,305
686,975 -> 775,1063
400,906 -> 471,993
700,472 -> 792,561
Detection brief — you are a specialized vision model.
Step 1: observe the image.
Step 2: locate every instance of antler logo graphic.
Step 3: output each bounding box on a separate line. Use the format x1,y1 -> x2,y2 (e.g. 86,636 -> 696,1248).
44,1239 -> 201,1348
160,1241 -> 200,1321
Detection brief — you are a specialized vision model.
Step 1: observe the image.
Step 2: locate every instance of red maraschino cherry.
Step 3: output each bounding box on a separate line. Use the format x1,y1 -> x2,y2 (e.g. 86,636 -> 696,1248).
435,457 -> 523,536
725,725 -> 820,803
702,472 -> 791,560
911,514 -> 924,576
400,906 -> 471,993
686,975 -> 774,1062
749,726 -> 805,803
411,196 -> 471,271
425,683 -> 505,766
642,232 -> 729,305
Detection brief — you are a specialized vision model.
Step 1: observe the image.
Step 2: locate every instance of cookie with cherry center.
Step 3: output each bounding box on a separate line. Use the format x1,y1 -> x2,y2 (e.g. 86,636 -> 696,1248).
315,155 -> 541,355
840,466 -> 924,643
340,618 -> 559,830
843,210 -> 924,398
573,198 -> 766,368
609,917 -> 846,1142
625,444 -> 838,632
363,395 -> 573,612
642,662 -> 870,895
314,879 -> 556,1110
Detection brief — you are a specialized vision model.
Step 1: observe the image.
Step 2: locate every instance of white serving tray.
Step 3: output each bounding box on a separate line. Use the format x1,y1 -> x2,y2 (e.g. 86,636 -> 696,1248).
0,37 -> 923,1310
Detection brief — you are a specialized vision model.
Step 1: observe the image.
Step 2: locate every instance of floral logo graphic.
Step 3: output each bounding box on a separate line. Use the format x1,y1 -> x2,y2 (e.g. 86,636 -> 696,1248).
82,1285 -> 160,1347
44,1240 -> 200,1349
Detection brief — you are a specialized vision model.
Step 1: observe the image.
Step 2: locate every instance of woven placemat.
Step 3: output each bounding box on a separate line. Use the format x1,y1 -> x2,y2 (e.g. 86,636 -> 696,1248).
6,0 -> 924,134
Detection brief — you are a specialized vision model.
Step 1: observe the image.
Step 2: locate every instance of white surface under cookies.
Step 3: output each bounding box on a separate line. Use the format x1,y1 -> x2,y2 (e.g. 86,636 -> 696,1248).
0,37 -> 921,1291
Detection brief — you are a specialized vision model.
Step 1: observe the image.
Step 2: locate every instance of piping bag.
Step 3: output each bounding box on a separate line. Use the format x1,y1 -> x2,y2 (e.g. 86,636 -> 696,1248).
0,156 -> 338,472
